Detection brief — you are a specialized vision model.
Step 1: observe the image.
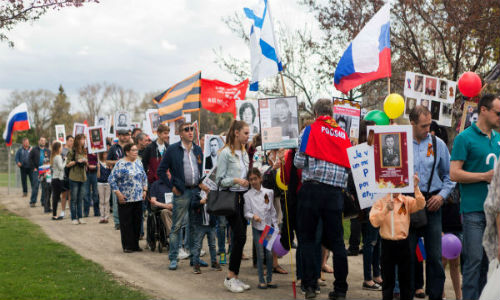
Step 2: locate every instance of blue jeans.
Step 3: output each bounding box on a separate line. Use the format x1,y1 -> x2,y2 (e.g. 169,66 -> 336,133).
361,219 -> 381,281
70,180 -> 85,220
30,171 -> 40,204
216,216 -> 227,254
192,223 -> 217,266
462,212 -> 488,300
409,207 -> 445,300
112,192 -> 119,225
252,228 -> 274,284
297,182 -> 348,294
83,172 -> 98,217
169,188 -> 197,261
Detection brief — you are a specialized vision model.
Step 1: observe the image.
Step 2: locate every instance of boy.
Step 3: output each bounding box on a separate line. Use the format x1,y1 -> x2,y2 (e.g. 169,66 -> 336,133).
369,174 -> 425,300
191,191 -> 221,274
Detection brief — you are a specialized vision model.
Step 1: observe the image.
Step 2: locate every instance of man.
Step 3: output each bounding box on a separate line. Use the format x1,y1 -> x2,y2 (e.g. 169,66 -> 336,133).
382,135 -> 400,167
117,114 -> 128,127
28,137 -> 51,211
149,178 -> 173,238
204,137 -> 221,171
132,127 -> 142,139
409,106 -> 455,300
294,98 -> 351,300
134,132 -> 149,159
142,123 -> 170,186
272,98 -> 298,139
157,122 -> 207,271
107,129 -> 131,229
15,138 -> 32,197
450,94 -> 500,300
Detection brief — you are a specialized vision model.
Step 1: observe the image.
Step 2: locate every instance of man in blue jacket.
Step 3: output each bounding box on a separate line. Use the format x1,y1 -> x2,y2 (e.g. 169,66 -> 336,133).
15,138 -> 32,197
157,121 -> 207,270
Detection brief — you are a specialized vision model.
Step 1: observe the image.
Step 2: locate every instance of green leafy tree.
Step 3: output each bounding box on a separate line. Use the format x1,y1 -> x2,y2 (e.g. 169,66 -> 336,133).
50,85 -> 73,139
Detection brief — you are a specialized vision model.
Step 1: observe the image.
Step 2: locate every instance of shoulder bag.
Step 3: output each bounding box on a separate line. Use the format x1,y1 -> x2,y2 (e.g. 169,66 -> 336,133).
207,179 -> 238,216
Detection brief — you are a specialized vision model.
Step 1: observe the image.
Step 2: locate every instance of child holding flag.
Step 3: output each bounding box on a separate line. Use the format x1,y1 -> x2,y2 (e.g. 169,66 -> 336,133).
244,168 -> 278,289
369,174 -> 425,300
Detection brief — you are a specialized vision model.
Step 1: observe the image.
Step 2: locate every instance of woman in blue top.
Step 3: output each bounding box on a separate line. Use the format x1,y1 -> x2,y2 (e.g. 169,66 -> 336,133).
216,120 -> 251,293
109,143 -> 147,253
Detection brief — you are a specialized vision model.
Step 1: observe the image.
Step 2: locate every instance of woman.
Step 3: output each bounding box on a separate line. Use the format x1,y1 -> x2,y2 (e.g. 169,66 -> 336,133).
216,120 -> 251,293
97,152 -> 112,223
66,134 -> 88,225
50,141 -> 64,220
108,143 -> 147,253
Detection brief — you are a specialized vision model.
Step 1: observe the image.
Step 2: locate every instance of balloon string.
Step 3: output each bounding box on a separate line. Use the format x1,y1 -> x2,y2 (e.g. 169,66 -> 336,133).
284,176 -> 295,297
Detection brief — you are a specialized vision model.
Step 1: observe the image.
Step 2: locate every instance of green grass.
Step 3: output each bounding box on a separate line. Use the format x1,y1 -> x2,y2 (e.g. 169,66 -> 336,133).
0,173 -> 16,188
0,207 -> 149,300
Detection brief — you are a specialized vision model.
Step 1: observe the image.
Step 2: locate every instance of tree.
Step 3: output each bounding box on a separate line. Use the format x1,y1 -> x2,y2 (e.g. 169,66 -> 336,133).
214,12 -> 331,115
0,0 -> 98,47
106,83 -> 140,117
50,85 -> 73,136
79,82 -> 109,123
301,0 -> 500,116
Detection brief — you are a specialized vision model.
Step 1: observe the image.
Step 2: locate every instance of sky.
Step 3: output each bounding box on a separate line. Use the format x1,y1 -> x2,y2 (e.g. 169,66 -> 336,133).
0,0 -> 318,112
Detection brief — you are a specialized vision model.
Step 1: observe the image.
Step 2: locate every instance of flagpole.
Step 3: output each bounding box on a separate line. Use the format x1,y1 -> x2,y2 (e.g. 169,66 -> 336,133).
280,72 -> 287,97
7,146 -> 11,195
387,77 -> 391,95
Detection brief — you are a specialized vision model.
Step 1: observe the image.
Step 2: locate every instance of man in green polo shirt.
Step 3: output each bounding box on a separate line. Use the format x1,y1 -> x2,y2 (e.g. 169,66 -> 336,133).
450,94 -> 500,300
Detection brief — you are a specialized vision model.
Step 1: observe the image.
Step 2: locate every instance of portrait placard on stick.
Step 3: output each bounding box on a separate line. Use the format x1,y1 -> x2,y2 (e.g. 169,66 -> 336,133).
94,115 -> 109,133
145,109 -> 160,136
86,126 -> 107,154
55,125 -> 66,144
73,123 -> 87,138
114,111 -> 130,131
202,135 -> 225,174
236,100 -> 260,138
460,101 -> 478,132
259,96 -> 299,150
347,143 -> 383,209
333,98 -> 361,143
368,125 -> 414,194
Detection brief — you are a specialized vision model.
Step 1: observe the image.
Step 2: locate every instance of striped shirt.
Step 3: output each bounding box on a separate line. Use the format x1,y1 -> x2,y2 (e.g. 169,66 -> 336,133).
293,131 -> 349,188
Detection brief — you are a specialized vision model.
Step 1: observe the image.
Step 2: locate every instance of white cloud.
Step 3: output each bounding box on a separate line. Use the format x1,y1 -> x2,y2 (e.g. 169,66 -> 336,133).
0,0 -> 318,108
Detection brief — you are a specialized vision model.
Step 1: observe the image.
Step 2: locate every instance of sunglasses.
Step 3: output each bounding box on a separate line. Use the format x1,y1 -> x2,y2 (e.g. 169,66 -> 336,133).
492,110 -> 500,117
183,126 -> 195,132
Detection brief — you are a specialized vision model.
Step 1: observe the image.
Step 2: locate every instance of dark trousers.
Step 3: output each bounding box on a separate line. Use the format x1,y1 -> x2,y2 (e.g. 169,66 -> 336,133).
297,182 -> 348,294
20,167 -> 33,194
381,238 -> 411,300
118,201 -> 142,251
51,178 -> 64,217
41,180 -> 52,213
348,218 -> 362,252
225,192 -> 247,275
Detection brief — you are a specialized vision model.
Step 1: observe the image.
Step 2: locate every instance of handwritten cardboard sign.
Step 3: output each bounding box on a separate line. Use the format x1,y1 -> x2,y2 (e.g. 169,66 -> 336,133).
347,143 -> 382,209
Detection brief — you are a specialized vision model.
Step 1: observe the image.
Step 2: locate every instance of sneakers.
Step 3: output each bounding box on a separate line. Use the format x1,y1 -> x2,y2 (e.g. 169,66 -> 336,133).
190,258 -> 208,267
219,253 -> 227,265
78,219 -> 87,224
235,279 -> 250,290
224,278 -> 244,293
178,248 -> 190,260
193,264 -> 201,274
200,249 -> 206,257
71,220 -> 79,225
168,260 -> 178,270
305,287 -> 316,299
211,262 -> 222,271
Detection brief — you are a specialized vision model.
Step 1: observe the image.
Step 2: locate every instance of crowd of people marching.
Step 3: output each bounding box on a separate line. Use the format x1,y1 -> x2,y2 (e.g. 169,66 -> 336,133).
15,95 -> 500,300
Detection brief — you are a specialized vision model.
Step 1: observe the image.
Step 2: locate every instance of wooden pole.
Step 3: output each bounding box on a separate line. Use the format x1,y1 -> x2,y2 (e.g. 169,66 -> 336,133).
387,77 -> 391,95
7,146 -> 11,195
280,72 -> 287,97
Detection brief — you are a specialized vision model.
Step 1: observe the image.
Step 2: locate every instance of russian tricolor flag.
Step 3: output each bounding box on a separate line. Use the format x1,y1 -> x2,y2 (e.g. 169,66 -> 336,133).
2,103 -> 30,146
259,225 -> 278,251
334,2 -> 391,94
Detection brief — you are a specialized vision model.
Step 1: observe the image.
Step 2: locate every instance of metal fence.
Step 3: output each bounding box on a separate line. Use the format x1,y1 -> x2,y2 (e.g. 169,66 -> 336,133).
0,143 -> 23,191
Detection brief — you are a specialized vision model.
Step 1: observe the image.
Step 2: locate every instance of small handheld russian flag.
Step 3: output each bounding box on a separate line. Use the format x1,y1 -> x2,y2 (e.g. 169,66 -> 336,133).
259,225 -> 278,251
416,237 -> 427,262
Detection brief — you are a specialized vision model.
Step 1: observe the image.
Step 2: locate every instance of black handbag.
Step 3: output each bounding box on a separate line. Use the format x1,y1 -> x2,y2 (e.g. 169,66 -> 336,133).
207,180 -> 238,216
410,135 -> 437,229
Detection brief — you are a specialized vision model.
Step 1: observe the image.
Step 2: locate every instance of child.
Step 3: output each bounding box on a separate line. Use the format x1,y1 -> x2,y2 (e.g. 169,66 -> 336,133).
243,168 -> 279,289
191,190 -> 222,274
369,174 -> 425,300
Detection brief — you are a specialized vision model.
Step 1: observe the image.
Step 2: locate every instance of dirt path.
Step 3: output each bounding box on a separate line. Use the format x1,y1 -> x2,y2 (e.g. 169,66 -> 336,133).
0,187 -> 455,299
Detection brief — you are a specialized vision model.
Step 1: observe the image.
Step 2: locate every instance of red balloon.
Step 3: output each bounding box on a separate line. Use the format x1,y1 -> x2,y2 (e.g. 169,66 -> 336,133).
458,72 -> 482,98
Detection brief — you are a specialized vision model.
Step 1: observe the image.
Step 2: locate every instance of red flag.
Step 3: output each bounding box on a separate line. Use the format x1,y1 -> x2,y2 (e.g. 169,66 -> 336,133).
200,79 -> 249,117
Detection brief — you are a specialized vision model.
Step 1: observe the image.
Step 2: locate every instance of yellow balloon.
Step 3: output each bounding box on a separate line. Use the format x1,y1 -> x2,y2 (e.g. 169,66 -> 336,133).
275,168 -> 288,191
383,93 -> 405,119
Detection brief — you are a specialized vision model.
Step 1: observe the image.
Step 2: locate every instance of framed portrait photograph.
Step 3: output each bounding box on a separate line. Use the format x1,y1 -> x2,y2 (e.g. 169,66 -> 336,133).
236,100 -> 260,138
440,103 -> 453,127
202,134 -> 225,174
258,96 -> 299,150
73,123 -> 87,138
424,77 -> 437,96
431,100 -> 441,121
405,97 -> 417,115
145,109 -> 160,136
86,126 -> 107,154
414,75 -> 424,93
460,101 -> 478,132
368,125 -> 414,194
114,111 -> 130,131
333,98 -> 361,143
55,124 -> 66,144
94,115 -> 109,133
